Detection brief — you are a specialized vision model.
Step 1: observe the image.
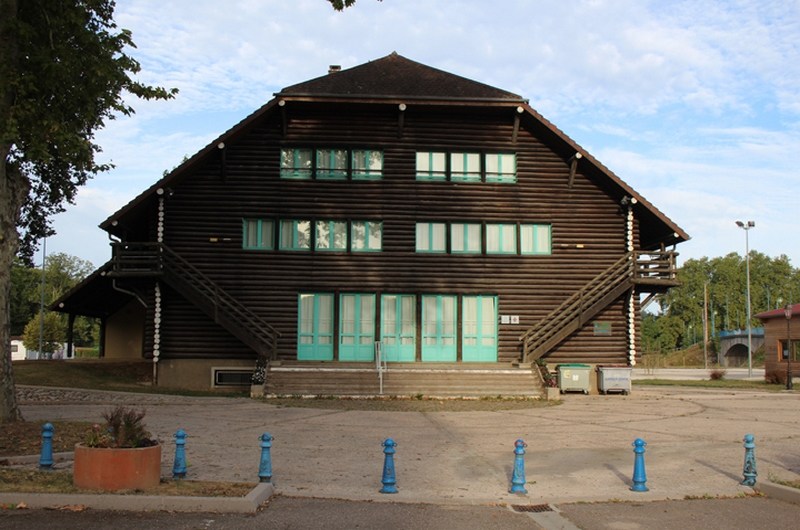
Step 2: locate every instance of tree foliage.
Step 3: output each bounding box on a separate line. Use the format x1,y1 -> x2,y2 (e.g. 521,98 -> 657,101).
643,252 -> 800,356
327,0 -> 381,11
22,311 -> 65,357
4,0 -> 178,257
11,252 -> 97,343
1,0 -> 176,422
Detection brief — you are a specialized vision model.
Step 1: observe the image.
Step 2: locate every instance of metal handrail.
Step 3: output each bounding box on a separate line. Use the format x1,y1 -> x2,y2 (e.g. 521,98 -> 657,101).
519,250 -> 678,363
111,242 -> 280,358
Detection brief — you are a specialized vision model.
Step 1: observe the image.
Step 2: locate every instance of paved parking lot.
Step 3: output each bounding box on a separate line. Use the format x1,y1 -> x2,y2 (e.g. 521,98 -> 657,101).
16,384 -> 800,507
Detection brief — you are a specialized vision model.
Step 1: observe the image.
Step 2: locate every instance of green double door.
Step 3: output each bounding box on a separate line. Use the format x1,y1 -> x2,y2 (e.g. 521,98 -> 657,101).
421,295 -> 497,362
298,293 -> 497,363
339,294 -> 375,361
381,295 -> 417,362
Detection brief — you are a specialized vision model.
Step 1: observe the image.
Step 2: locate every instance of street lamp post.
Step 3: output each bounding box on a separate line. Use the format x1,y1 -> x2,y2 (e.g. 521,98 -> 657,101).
785,304 -> 793,391
736,220 -> 755,378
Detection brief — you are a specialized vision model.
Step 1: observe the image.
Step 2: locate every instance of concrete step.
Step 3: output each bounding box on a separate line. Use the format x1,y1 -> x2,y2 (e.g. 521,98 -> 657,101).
266,362 -> 544,397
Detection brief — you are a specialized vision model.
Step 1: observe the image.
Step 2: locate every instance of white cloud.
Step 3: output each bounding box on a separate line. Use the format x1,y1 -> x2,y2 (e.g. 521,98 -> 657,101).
45,0 -> 800,269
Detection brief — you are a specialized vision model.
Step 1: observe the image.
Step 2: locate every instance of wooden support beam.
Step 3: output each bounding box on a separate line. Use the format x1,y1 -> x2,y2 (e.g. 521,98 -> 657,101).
568,152 -> 582,189
279,100 -> 287,137
218,142 -> 226,181
397,103 -> 406,138
512,114 -> 520,144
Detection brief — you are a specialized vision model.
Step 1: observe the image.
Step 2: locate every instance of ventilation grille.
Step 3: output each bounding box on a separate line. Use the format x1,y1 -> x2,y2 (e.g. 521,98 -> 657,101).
213,369 -> 252,387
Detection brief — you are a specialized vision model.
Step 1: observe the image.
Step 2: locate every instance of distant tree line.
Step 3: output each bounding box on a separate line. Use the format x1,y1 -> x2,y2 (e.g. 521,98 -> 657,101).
11,253 -> 97,355
643,252 -> 800,355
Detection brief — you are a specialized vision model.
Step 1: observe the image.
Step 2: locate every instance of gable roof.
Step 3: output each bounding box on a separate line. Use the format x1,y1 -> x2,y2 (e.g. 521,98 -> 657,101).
756,303 -> 800,320
277,52 -> 525,103
100,53 -> 689,248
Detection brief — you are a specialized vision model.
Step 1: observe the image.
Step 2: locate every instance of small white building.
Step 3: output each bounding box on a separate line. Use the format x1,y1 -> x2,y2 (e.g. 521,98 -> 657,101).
10,338 -> 27,361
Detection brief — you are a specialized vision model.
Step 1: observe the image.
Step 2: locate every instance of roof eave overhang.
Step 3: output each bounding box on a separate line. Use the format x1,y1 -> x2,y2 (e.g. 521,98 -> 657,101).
275,93 -> 528,107
100,98 -> 283,235
517,102 -> 690,247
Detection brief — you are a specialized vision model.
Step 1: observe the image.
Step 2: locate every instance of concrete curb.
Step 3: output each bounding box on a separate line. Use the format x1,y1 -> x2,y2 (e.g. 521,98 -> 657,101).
1,452 -> 73,466
754,481 -> 800,505
0,482 -> 274,513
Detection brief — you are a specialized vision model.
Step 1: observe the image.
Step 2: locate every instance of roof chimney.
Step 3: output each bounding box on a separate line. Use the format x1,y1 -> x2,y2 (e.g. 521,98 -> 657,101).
328,65 -> 341,74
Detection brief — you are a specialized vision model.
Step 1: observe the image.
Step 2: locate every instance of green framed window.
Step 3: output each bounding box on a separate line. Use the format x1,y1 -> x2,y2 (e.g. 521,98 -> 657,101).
421,295 -> 457,361
381,295 -> 416,362
521,224 -> 552,255
462,295 -> 498,362
486,223 -> 517,254
297,293 -> 334,360
485,153 -> 516,183
352,149 -> 383,180
450,152 -> 481,182
316,220 -> 348,251
279,220 -> 311,250
242,219 -> 274,250
339,294 -> 376,361
316,149 -> 348,180
416,222 -> 446,253
351,221 -> 382,252
280,148 -> 313,179
451,223 -> 481,254
416,152 -> 447,181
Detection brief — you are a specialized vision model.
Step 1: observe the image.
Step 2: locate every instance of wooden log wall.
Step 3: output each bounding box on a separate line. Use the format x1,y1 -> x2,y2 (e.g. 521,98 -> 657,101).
152,102 -> 641,365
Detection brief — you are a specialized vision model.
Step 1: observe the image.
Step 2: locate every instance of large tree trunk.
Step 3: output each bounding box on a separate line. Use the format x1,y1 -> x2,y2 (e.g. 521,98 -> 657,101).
0,154 -> 26,422
1,0 -> 24,423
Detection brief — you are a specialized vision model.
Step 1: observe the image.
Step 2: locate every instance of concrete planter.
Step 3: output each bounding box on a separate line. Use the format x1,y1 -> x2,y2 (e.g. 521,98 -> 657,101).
73,443 -> 161,491
545,387 -> 561,401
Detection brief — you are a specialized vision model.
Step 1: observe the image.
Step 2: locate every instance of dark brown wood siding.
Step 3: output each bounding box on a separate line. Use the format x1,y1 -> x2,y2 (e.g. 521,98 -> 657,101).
152,102 -> 638,365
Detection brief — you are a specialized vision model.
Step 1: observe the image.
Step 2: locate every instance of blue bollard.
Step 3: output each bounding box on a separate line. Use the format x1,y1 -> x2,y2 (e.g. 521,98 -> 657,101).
258,432 -> 273,483
631,438 -> 649,492
380,438 -> 398,494
741,434 -> 757,486
39,423 -> 54,470
173,429 -> 188,479
509,439 -> 528,494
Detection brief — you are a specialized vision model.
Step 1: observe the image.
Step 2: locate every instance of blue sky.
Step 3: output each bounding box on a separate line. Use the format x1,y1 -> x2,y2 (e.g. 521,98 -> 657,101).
39,0 -> 800,272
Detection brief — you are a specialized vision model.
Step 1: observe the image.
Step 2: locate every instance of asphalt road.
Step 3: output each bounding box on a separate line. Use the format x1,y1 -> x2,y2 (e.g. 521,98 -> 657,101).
2,494 -> 800,529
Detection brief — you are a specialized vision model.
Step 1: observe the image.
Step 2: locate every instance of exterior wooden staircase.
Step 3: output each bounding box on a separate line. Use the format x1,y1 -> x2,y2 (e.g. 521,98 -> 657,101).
519,251 -> 678,364
107,242 -> 280,367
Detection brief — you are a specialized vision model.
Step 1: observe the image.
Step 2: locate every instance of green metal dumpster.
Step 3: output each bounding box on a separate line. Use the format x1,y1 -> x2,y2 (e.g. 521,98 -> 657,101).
597,365 -> 632,395
557,364 -> 591,394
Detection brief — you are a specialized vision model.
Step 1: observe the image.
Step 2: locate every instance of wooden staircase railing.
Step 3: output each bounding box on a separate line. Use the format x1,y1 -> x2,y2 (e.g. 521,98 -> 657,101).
109,242 -> 280,364
519,250 -> 678,364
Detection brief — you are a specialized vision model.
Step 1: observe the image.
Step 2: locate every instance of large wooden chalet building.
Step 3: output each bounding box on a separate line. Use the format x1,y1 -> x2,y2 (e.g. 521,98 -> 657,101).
54,54 -> 688,395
